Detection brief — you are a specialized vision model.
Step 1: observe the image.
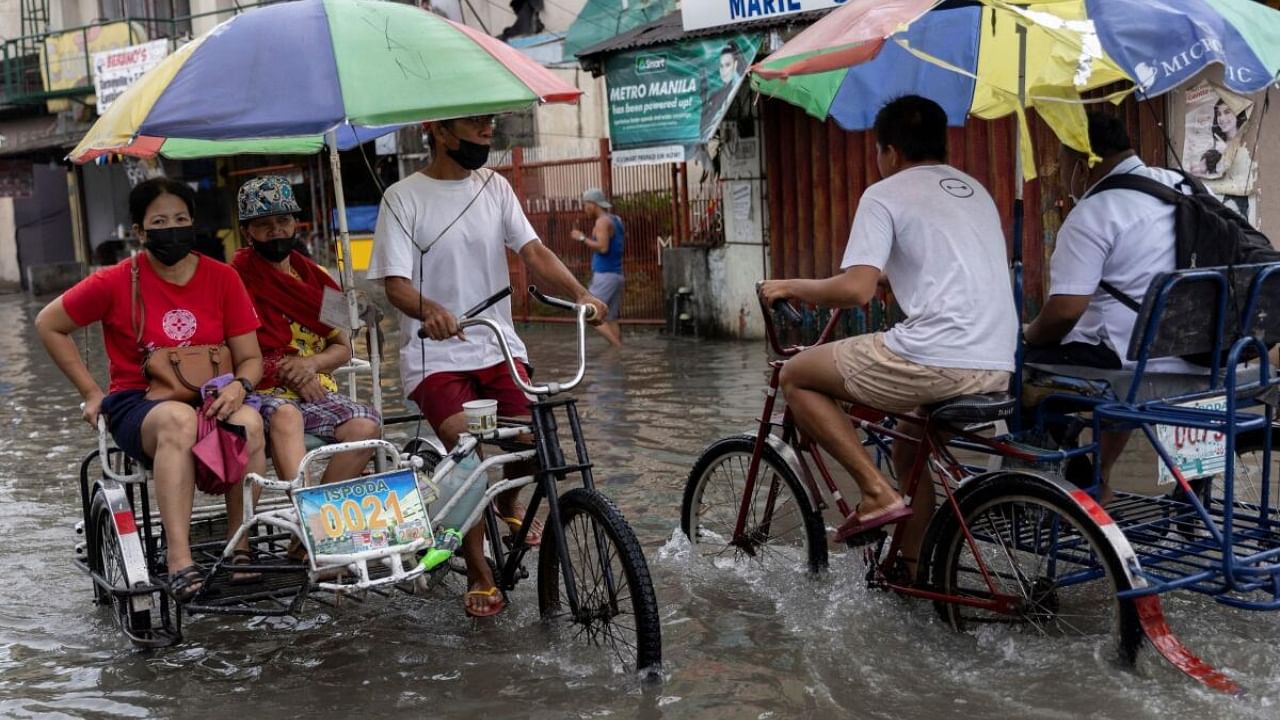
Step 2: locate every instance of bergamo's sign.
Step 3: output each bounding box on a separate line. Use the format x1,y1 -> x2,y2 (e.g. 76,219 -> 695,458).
682,0 -> 846,31
92,39 -> 170,113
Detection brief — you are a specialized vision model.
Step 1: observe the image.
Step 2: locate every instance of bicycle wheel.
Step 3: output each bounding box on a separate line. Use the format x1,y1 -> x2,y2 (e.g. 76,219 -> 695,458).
922,473 -> 1142,664
538,488 -> 662,675
681,436 -> 827,573
88,491 -> 151,643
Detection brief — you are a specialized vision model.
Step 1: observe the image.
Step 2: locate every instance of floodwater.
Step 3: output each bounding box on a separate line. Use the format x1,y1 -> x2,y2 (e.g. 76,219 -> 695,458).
1,290 -> 1278,719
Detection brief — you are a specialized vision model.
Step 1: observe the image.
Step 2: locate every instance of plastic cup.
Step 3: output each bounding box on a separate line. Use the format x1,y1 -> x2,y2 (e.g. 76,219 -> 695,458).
462,399 -> 498,434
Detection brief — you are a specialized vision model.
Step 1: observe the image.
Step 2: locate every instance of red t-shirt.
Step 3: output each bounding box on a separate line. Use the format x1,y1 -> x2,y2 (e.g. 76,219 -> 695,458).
62,254 -> 260,393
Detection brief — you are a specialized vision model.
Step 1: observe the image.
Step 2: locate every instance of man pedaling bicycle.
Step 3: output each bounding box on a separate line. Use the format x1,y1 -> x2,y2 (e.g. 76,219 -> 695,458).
368,113 -> 607,618
759,95 -> 1018,565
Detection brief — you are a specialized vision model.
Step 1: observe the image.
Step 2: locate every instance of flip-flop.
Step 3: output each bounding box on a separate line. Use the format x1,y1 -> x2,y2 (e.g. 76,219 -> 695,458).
464,587 -> 506,618
499,515 -> 542,547
833,500 -> 913,543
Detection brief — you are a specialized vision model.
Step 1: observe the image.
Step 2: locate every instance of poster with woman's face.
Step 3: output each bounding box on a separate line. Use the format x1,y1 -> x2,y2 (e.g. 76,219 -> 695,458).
1183,81 -> 1253,183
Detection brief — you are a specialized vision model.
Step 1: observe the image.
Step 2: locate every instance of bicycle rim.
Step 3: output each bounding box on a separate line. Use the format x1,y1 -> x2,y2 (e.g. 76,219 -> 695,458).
682,437 -> 825,572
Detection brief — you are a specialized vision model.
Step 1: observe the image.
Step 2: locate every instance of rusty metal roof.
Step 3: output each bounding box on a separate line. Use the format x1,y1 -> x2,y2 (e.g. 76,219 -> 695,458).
574,9 -> 831,74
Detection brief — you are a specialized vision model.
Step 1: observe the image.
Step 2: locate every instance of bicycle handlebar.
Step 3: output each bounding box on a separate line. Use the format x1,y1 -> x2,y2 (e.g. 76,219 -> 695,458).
417,286 -> 515,339
756,280 -> 844,357
421,285 -> 593,396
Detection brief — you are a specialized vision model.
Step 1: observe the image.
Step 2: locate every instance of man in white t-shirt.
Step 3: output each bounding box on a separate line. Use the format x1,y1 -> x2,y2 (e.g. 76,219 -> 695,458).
1025,113 -> 1206,503
760,95 -> 1016,557
367,114 -> 606,618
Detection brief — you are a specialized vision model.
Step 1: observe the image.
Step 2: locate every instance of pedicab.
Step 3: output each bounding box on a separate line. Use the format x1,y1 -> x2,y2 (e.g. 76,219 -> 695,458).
65,0 -> 660,674
683,0 -> 1280,693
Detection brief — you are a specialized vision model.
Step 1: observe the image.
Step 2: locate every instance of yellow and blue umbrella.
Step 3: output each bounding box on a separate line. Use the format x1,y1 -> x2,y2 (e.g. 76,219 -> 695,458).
69,0 -> 581,162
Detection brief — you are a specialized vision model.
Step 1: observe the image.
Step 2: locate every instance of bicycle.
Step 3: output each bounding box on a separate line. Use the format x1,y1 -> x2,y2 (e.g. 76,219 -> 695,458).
400,285 -> 663,674
679,272 -> 1280,694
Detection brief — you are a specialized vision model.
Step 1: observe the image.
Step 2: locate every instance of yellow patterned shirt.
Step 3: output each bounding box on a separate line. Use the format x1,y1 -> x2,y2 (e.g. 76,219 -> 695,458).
263,267 -> 340,399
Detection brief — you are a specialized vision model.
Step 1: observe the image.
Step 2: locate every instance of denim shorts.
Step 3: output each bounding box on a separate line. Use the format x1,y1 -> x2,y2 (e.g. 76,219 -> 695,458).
100,390 -> 176,467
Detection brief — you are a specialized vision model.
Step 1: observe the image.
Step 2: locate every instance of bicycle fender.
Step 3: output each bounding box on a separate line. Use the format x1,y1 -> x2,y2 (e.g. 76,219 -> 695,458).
93,478 -> 152,595
952,470 -> 1242,694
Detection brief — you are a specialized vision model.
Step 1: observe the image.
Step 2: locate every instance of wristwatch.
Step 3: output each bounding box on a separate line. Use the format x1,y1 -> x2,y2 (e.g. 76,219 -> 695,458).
235,377 -> 255,395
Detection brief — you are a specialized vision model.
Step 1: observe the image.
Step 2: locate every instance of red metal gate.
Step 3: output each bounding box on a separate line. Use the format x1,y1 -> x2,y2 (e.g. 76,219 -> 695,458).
493,141 -> 713,323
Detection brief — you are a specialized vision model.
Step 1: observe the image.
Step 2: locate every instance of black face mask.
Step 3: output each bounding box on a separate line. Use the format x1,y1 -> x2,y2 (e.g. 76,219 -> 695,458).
251,235 -> 296,263
143,226 -> 196,266
446,137 -> 491,171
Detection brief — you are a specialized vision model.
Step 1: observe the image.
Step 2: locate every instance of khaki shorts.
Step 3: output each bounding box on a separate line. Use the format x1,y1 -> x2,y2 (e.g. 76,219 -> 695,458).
832,333 -> 1011,414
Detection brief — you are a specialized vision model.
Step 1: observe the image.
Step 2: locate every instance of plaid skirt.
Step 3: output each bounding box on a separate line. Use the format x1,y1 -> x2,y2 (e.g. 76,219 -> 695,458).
257,390 -> 381,442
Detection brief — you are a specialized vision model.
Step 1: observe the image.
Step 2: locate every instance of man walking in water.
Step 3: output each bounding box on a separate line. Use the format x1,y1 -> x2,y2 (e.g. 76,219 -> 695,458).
571,188 -> 624,347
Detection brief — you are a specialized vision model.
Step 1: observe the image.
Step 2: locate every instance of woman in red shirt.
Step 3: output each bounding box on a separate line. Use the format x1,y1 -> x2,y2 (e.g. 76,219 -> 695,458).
35,178 -> 267,602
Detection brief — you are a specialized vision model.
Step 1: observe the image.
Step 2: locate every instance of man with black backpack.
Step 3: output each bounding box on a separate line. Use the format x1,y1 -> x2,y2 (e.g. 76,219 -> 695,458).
1023,112 -> 1276,503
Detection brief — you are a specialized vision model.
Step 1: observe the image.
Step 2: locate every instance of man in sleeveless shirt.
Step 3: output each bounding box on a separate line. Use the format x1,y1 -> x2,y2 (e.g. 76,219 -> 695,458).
572,188 -> 625,347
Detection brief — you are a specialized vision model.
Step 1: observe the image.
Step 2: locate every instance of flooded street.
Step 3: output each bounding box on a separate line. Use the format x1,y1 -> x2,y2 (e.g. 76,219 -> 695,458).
1,290 -> 1279,719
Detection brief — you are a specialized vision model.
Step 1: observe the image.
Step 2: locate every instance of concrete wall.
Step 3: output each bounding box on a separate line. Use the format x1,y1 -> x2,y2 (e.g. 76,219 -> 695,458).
536,67 -> 608,154
0,198 -> 17,289
190,0 -> 238,36
704,102 -> 769,339
0,3 -> 21,41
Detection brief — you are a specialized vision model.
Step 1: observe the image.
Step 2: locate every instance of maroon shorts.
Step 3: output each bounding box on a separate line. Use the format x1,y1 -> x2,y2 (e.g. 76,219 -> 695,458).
409,362 -> 532,433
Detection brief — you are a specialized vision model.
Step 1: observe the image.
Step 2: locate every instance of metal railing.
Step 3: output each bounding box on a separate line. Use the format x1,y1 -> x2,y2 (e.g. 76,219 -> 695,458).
0,1 -> 281,106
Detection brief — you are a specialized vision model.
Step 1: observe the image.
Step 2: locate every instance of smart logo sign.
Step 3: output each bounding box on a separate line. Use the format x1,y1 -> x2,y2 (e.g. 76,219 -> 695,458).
682,0 -> 847,31
604,34 -> 762,158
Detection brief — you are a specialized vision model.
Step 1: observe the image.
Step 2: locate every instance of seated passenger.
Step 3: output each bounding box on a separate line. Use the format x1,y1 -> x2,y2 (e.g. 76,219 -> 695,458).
760,95 -> 1017,561
231,176 -> 381,486
1024,113 -> 1208,504
35,178 -> 267,601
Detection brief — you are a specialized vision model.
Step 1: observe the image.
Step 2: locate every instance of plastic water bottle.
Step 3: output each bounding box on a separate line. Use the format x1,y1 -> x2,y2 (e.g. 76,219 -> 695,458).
419,528 -> 463,571
430,450 -> 486,530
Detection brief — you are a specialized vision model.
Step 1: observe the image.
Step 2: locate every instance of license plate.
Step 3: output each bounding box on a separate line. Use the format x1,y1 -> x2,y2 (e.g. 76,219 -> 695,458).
1156,397 -> 1228,486
292,469 -> 430,558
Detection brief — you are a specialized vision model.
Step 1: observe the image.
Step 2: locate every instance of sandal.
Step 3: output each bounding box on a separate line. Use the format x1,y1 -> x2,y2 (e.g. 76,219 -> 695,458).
464,586 -> 506,618
229,548 -> 262,585
834,499 -> 913,544
498,514 -> 543,547
168,564 -> 206,604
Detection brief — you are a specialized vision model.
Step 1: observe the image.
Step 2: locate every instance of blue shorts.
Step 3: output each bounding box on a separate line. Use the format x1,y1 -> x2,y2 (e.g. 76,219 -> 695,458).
100,390 -> 180,468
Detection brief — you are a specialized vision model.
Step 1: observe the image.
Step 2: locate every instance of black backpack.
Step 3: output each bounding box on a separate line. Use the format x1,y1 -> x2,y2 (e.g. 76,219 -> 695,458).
1088,168 -> 1279,366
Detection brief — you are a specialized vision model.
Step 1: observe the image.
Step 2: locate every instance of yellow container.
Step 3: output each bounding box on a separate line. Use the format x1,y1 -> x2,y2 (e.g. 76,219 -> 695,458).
335,234 -> 374,273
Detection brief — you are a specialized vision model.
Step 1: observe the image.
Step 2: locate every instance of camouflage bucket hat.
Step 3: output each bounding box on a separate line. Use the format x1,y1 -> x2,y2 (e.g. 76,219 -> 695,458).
238,175 -> 302,222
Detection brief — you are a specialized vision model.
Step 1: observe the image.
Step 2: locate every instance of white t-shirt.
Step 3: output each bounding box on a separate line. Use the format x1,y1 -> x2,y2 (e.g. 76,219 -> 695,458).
367,170 -> 537,397
841,164 -> 1017,372
1050,156 -> 1201,374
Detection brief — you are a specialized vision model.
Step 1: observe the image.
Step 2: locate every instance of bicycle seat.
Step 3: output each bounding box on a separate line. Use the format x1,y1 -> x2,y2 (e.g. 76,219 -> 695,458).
927,392 -> 1016,424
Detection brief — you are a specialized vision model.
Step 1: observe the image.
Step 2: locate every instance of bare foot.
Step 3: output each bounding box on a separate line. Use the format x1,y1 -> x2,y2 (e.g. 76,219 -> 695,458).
1098,483 -> 1115,506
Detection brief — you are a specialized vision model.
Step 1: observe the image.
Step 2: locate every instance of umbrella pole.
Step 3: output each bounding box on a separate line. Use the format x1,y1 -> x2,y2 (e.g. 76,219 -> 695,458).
1011,21 -> 1028,430
326,131 -> 385,426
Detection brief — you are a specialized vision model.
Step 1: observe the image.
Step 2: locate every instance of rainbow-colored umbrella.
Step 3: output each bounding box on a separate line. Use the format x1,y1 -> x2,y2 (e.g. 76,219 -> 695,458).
753,0 -> 1280,177
68,0 -> 581,162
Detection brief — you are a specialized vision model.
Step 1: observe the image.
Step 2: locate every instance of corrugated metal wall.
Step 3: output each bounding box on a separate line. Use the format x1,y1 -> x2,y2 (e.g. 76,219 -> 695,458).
763,94 -> 1168,317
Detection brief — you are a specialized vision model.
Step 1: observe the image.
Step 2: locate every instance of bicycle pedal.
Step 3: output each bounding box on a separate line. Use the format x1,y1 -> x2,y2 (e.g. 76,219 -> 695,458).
843,529 -> 887,549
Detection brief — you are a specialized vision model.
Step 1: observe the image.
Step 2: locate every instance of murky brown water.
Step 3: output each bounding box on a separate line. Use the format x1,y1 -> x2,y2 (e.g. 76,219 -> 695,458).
1,291 -> 1278,719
